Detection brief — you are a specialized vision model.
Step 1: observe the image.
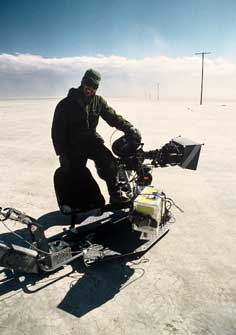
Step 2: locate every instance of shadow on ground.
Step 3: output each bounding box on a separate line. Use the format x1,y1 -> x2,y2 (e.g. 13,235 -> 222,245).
58,260 -> 135,317
0,258 -> 136,317
0,210 -> 145,317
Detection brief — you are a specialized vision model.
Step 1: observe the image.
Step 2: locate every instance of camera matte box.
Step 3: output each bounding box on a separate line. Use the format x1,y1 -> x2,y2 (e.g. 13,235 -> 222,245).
172,136 -> 203,170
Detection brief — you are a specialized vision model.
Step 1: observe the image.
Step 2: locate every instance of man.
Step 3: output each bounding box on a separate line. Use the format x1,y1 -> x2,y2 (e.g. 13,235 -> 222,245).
51,68 -> 141,204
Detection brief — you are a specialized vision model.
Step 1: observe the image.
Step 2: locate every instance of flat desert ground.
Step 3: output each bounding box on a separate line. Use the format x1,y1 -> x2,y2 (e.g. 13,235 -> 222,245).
0,98 -> 235,335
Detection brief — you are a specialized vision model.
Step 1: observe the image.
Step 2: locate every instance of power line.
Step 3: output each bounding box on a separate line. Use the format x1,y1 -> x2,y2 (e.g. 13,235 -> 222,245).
157,83 -> 160,101
195,52 -> 211,105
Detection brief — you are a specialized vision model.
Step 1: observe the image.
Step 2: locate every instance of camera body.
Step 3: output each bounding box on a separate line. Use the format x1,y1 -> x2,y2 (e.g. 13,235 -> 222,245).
112,135 -> 203,172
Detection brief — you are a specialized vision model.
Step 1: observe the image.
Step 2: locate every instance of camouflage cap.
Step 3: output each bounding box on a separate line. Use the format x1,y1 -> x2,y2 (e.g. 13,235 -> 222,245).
81,68 -> 101,89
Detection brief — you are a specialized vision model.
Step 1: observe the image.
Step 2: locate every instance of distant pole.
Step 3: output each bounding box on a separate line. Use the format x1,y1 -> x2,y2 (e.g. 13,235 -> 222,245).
195,52 -> 211,105
157,83 -> 160,101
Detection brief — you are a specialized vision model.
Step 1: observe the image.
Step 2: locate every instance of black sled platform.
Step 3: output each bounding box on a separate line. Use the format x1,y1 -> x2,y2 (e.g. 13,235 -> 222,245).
0,206 -> 171,274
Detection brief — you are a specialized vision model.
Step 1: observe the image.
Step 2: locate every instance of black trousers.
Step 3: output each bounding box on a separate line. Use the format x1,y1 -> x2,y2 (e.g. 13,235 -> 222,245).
69,142 -> 118,195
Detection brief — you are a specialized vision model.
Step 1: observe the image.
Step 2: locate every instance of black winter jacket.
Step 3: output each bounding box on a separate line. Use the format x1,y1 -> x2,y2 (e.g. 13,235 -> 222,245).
51,87 -> 133,156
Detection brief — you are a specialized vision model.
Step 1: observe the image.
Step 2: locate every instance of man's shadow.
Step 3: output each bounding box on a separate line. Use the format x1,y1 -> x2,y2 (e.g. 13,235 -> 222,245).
1,261 -> 136,318
1,259 -> 135,319
58,259 -> 135,318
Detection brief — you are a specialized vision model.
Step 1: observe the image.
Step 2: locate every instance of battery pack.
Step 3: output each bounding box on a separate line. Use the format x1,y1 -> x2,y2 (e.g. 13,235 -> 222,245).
132,186 -> 166,238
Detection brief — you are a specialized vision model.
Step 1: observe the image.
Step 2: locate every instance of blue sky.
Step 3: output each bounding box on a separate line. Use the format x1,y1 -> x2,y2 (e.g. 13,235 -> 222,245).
1,0 -> 236,58
1,0 -> 236,99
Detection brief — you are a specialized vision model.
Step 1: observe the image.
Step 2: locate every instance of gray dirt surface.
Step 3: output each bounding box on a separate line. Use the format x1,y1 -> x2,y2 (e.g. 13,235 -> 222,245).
0,98 -> 235,335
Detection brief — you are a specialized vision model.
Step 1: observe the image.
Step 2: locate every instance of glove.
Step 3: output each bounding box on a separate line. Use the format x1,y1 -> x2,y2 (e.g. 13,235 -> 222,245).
59,154 -> 70,172
125,127 -> 142,142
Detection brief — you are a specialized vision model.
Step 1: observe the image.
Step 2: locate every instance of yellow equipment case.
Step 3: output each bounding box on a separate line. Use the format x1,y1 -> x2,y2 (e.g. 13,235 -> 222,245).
132,186 -> 166,238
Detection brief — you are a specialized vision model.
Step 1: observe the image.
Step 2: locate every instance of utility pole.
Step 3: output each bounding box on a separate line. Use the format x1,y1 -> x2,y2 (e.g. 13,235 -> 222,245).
195,52 -> 211,105
157,83 -> 160,101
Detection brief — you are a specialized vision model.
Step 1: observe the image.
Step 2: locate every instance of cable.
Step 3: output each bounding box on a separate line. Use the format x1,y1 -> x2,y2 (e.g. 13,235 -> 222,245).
1,221 -> 51,255
109,129 -> 118,147
120,267 -> 146,290
69,274 -> 84,289
121,268 -> 145,290
120,257 -> 150,290
165,197 -> 184,213
128,258 -> 150,266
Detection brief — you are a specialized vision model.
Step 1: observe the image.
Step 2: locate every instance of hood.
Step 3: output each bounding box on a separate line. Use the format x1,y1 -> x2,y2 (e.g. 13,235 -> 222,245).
68,87 -> 82,98
68,86 -> 94,104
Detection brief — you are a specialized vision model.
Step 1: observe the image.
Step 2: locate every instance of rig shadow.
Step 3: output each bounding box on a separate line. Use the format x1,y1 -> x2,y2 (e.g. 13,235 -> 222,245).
58,259 -> 135,318
0,255 -> 137,318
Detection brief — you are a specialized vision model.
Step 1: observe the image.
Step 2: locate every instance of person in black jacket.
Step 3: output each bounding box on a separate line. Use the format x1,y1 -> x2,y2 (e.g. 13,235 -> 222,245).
51,69 -> 141,204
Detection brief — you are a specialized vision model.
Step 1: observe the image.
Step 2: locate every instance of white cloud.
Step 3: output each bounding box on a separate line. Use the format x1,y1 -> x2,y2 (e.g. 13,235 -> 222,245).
0,53 -> 236,99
